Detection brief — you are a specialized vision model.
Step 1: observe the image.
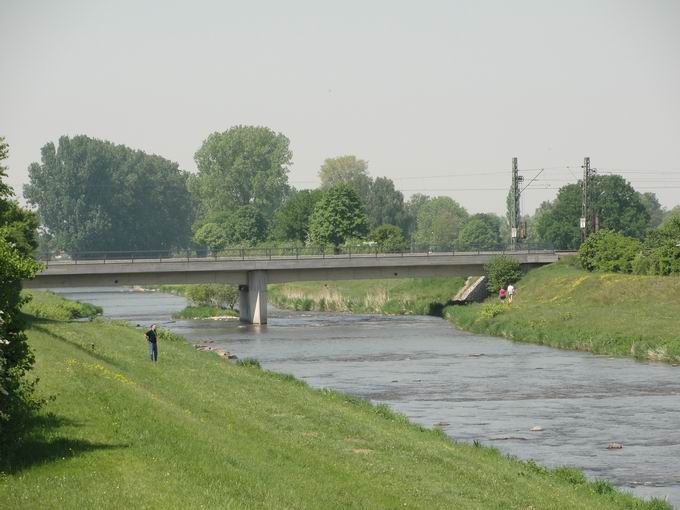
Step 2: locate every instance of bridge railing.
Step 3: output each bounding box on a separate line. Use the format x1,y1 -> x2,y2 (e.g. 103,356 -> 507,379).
37,242 -> 555,266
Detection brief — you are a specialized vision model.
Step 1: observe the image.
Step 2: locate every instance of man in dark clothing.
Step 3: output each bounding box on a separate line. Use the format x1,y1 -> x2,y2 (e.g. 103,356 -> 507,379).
145,324 -> 158,362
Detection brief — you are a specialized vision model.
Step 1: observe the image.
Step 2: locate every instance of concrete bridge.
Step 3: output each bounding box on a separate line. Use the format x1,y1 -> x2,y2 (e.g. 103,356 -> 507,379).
26,250 -> 558,324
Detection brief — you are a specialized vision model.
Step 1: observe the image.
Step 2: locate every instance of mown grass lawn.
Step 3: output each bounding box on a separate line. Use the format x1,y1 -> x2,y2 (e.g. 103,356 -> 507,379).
0,292 -> 668,509
446,260 -> 680,363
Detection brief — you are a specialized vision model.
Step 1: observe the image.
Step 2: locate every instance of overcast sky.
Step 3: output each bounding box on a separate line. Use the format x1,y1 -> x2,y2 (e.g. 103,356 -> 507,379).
1,0 -> 679,216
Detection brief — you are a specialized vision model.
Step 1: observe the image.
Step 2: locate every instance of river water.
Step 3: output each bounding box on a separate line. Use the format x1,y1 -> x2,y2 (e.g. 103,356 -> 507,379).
55,287 -> 680,507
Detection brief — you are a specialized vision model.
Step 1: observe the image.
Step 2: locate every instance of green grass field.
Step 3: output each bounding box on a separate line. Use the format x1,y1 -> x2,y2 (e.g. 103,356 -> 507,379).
445,260 -> 680,363
0,292 -> 667,509
269,276 -> 466,315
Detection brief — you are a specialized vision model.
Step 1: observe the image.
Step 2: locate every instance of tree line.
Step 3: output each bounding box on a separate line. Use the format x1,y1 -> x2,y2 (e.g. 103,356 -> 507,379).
23,126 -> 677,258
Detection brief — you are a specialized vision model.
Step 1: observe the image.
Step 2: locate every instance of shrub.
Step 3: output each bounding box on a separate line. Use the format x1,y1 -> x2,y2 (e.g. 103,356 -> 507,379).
185,284 -> 239,308
484,255 -> 522,293
635,217 -> 680,275
578,230 -> 641,273
479,303 -> 505,319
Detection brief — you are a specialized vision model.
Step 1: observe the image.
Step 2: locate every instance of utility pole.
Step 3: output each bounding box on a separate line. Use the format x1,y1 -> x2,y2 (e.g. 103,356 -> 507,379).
510,157 -> 523,250
580,157 -> 591,242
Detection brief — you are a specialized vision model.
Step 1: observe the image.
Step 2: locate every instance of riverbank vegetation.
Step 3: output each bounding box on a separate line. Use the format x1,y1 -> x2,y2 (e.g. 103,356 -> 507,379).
0,294 -> 668,509
21,290 -> 102,321
171,305 -> 238,320
269,276 -> 466,315
147,284 -> 239,319
445,259 -> 680,363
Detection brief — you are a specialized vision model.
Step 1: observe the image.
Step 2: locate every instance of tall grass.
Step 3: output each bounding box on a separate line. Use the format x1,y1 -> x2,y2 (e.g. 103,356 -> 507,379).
269,277 -> 467,316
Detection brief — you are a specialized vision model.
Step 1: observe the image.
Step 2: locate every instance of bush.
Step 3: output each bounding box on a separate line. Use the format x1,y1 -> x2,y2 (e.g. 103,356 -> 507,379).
484,255 -> 522,293
635,217 -> 680,275
578,230 -> 641,273
479,303 -> 505,319
185,284 -> 238,309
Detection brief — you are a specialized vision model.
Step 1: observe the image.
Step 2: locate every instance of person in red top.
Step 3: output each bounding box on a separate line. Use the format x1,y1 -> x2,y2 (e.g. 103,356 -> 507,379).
499,287 -> 507,303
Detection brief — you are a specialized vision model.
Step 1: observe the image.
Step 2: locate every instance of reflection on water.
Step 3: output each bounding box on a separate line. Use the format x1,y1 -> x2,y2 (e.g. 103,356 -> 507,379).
56,287 -> 680,507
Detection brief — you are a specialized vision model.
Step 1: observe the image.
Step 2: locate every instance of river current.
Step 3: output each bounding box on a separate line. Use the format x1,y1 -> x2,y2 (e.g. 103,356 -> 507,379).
55,287 -> 680,507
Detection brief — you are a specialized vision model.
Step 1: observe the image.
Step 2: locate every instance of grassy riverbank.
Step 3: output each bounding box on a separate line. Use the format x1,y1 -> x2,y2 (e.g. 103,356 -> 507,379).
269,276 -> 466,315
141,285 -> 238,320
1,293 -> 666,508
21,290 -> 102,321
445,260 -> 680,363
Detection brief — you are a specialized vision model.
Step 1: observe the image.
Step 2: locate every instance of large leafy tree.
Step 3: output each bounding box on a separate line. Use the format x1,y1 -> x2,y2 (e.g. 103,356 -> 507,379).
533,185 -> 582,250
271,189 -> 322,243
639,192 -> 665,230
318,155 -> 372,204
592,175 -> 649,238
24,135 -> 192,254
365,177 -> 409,232
308,184 -> 368,248
533,175 -> 649,250
404,193 -> 430,239
0,137 -> 41,447
190,126 -> 292,221
413,196 -> 468,249
457,213 -> 503,250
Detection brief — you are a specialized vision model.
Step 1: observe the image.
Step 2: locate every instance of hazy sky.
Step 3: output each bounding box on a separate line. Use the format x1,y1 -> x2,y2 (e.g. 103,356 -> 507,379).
1,0 -> 679,216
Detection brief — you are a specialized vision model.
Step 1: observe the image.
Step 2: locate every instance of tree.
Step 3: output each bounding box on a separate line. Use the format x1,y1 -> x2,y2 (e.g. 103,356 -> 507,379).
661,205 -> 680,228
223,205 -> 268,245
639,192 -> 665,230
271,189 -> 322,243
308,184 -> 368,249
533,184 -> 582,250
533,176 -> 650,250
0,137 -> 41,449
413,196 -> 468,249
457,213 -> 502,250
193,223 -> 229,252
318,155 -> 372,204
24,135 -> 192,254
591,175 -> 649,239
404,193 -> 430,239
189,126 -> 292,221
365,177 -> 409,231
369,224 -> 407,252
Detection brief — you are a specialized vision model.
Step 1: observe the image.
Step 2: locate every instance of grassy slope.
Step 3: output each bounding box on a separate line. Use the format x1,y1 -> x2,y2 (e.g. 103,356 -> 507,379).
21,290 -> 102,320
269,277 -> 466,315
446,261 -> 680,363
1,300 -> 665,508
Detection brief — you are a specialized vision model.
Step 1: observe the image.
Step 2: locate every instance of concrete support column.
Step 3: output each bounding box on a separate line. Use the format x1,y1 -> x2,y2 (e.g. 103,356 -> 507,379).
238,284 -> 250,322
246,270 -> 268,324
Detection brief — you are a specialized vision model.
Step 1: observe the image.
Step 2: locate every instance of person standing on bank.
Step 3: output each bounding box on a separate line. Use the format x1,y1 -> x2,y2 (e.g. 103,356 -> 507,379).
145,324 -> 158,363
507,284 -> 515,304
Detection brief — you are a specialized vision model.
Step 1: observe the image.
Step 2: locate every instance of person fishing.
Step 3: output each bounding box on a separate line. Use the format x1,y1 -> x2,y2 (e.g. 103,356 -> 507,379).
145,324 -> 158,363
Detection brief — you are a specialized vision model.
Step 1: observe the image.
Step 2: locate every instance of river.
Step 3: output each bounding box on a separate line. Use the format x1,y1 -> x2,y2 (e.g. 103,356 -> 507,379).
55,287 -> 680,507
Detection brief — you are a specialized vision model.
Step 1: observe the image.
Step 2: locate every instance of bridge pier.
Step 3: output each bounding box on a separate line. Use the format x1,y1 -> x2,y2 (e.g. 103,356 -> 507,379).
239,270 -> 268,324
